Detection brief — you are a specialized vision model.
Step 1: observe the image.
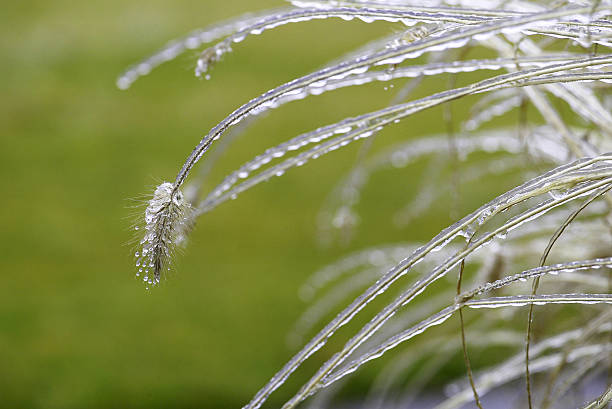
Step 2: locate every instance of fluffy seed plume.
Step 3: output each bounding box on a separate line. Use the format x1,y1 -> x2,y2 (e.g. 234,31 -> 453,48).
135,182 -> 192,286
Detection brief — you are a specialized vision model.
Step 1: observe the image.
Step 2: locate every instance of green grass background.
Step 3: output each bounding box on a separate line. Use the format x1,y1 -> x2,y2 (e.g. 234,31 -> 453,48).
0,1 -> 527,408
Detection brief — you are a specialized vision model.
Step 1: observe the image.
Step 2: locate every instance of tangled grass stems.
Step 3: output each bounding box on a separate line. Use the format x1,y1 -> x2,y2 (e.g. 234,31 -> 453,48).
327,265 -> 612,390
195,61 -> 612,218
261,161 -> 612,409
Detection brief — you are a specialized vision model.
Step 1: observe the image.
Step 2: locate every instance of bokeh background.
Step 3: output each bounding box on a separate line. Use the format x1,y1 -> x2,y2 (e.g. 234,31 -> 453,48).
1,1 -> 523,408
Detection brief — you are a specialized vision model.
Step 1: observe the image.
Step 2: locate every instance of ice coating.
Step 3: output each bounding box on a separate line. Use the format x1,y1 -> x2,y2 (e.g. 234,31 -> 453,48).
324,259 -> 612,387
193,6 -> 493,78
117,1 -> 612,89
116,8 -> 293,90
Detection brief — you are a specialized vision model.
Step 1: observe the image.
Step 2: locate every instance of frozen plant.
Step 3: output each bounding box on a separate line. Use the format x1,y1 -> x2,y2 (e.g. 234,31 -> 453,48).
120,0 -> 612,408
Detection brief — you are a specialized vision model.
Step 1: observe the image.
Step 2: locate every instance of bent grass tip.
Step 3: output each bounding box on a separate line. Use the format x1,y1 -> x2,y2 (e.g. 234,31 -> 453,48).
134,182 -> 192,287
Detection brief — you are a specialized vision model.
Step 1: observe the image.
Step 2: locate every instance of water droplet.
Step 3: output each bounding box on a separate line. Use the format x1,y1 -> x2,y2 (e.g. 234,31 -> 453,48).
495,230 -> 508,240
548,189 -> 566,200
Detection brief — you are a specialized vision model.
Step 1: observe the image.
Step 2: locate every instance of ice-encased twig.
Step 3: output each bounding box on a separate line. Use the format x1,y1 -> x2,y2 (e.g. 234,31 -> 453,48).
116,7 -> 292,89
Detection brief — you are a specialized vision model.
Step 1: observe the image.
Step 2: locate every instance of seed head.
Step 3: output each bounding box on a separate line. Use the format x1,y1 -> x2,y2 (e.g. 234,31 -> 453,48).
135,182 -> 192,286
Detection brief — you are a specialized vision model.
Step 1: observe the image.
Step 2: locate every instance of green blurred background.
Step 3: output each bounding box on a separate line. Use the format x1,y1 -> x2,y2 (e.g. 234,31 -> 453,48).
0,1 -> 523,408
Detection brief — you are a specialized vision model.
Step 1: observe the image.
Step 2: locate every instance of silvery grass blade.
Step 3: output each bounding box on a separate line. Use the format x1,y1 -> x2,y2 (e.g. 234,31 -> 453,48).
192,6 -> 489,78
242,155 -> 612,409
116,7 -> 293,89
292,0 -> 612,36
194,60 -> 612,220
173,5 -> 612,195
262,54 -> 588,106
289,0 -> 547,20
364,289 -> 457,353
522,82 -> 600,158
182,114 -> 259,207
293,0 -> 609,14
194,2 -> 566,78
581,383 -> 612,409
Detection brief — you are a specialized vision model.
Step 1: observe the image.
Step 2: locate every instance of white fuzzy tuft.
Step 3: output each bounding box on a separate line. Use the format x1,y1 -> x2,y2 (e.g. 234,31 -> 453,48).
135,182 -> 192,286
